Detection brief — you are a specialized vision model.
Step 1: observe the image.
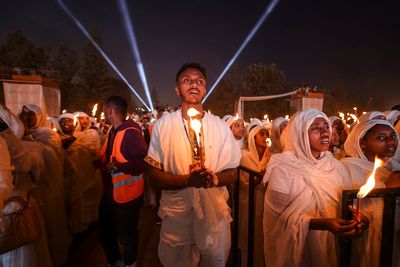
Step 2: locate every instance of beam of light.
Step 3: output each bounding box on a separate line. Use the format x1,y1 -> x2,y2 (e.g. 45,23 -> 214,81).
56,0 -> 151,111
117,0 -> 153,111
203,0 -> 280,103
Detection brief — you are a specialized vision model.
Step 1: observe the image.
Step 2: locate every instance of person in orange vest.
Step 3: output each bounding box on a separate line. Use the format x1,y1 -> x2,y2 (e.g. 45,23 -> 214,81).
97,96 -> 148,267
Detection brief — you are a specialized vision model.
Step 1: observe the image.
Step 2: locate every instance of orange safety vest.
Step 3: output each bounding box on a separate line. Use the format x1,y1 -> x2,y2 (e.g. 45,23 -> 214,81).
99,126 -> 144,203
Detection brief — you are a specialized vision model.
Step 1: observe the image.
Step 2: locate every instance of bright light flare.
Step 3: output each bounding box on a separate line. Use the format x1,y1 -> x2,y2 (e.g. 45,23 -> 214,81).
56,0 -> 151,111
92,103 -> 98,117
187,108 -> 200,117
117,0 -> 153,110
357,156 -> 384,199
203,0 -> 281,103
266,137 -> 272,147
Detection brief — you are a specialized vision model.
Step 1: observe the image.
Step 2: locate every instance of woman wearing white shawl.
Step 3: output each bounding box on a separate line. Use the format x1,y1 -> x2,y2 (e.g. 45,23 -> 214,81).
342,119 -> 399,267
269,117 -> 288,155
0,105 -> 53,267
17,105 -> 70,266
222,114 -> 246,150
239,125 -> 269,267
262,109 -> 365,267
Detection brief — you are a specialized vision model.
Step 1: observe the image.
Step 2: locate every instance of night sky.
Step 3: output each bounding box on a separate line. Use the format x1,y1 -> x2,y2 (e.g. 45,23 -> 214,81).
1,0 -> 400,108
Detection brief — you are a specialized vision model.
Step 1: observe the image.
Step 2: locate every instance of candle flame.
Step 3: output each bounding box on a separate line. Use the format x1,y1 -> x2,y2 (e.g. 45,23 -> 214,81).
187,108 -> 200,117
92,103 -> 98,117
285,115 -> 289,121
353,107 -> 357,111
234,113 -> 239,121
100,112 -> 105,120
357,156 -> 384,199
266,137 -> 272,147
191,119 -> 202,135
52,127 -> 57,132
349,113 -> 359,123
338,112 -> 345,121
362,111 -> 367,115
62,109 -> 67,114
263,114 -> 268,120
208,109 -> 211,114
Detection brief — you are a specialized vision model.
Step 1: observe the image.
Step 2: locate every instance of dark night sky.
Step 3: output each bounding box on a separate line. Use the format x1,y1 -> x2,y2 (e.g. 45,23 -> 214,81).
1,0 -> 400,108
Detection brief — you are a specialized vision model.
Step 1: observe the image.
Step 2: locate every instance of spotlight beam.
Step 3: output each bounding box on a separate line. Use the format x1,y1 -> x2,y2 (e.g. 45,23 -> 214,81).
203,0 -> 280,103
56,0 -> 151,111
117,0 -> 154,110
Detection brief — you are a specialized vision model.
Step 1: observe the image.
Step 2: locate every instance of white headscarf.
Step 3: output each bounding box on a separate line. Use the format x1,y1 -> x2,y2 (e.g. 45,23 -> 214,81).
246,118 -> 262,137
17,104 -> 51,129
0,105 -> 25,139
383,110 -> 400,126
329,116 -> 341,125
73,111 -> 90,132
269,117 -> 287,155
358,111 -> 386,123
241,125 -> 269,172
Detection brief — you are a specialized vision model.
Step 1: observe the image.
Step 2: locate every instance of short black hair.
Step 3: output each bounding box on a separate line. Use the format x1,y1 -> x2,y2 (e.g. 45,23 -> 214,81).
176,62 -> 207,82
105,96 -> 128,117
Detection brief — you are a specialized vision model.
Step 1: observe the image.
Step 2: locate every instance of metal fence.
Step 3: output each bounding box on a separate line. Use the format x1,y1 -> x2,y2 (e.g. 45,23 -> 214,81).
230,166 -> 265,267
340,187 -> 400,267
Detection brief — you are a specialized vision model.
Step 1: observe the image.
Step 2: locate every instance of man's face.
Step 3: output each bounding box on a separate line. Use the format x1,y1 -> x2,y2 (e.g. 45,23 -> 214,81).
59,118 -> 74,135
19,106 -> 37,130
175,68 -> 206,105
78,116 -> 90,130
103,105 -> 112,124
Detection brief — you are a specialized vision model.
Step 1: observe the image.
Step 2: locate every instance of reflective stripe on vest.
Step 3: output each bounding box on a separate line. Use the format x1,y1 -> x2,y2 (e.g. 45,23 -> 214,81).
112,173 -> 142,188
101,125 -> 144,203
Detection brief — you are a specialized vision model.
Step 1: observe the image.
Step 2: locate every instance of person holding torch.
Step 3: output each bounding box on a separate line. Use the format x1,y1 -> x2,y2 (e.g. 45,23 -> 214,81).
145,63 -> 241,267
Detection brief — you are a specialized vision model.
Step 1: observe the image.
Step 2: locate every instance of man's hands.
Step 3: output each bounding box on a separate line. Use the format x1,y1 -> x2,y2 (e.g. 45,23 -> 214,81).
188,166 -> 216,188
106,157 -> 118,174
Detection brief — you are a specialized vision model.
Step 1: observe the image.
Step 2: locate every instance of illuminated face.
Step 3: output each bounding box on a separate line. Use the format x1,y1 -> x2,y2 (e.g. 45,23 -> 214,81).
231,119 -> 245,140
360,124 -> 398,161
308,117 -> 331,158
19,106 -> 37,130
78,116 -> 90,130
175,68 -> 206,105
330,120 -> 344,148
254,129 -> 270,149
59,118 -> 74,135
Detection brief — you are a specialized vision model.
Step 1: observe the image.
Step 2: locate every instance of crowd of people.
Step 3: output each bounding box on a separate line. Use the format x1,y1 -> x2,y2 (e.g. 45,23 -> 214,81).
0,62 -> 399,267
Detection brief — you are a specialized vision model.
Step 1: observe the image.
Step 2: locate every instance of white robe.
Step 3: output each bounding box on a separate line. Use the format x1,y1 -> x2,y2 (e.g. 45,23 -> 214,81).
262,109 -> 351,267
146,109 -> 241,265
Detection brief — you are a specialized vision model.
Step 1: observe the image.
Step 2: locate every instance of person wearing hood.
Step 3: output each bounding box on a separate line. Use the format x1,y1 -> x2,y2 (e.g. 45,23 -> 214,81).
239,124 -> 270,267
17,104 -> 69,266
223,114 -> 246,150
262,109 -> 368,267
329,116 -> 348,160
358,111 -> 387,123
342,119 -> 399,267
0,105 -> 53,267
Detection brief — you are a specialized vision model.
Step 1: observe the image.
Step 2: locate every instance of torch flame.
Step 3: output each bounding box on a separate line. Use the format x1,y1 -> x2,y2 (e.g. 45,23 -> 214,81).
338,112 -> 345,121
357,156 -> 384,199
92,103 -> 98,117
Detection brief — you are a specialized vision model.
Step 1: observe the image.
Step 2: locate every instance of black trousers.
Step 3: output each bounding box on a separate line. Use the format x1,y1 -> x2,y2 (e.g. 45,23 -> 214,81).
98,194 -> 143,265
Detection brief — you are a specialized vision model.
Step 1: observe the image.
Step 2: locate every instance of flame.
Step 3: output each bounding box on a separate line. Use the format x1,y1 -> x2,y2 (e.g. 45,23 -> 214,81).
100,112 -> 105,120
62,109 -> 67,114
92,103 -> 98,117
349,113 -> 359,123
338,112 -> 345,121
126,115 -> 130,120
234,113 -> 239,121
263,114 -> 268,120
357,156 -> 384,199
266,137 -> 272,147
52,127 -> 57,132
187,108 -> 200,117
353,107 -> 357,111
208,109 -> 211,114
362,111 -> 367,115
285,115 -> 289,121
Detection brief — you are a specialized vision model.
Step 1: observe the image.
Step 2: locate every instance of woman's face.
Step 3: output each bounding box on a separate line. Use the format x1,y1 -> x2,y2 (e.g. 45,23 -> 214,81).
231,119 -> 245,140
19,106 -> 37,131
308,117 -> 331,158
254,129 -> 269,149
360,124 -> 398,162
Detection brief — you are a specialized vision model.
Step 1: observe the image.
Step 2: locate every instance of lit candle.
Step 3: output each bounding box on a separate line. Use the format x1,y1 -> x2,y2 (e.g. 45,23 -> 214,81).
92,103 -> 98,117
187,108 -> 203,167
355,156 -> 384,220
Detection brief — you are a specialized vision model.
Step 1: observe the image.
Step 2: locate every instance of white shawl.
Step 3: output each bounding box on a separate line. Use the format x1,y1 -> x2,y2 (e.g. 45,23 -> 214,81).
240,125 -> 269,172
359,111 -> 386,123
383,110 -> 400,126
147,110 -> 241,249
262,109 -> 350,267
